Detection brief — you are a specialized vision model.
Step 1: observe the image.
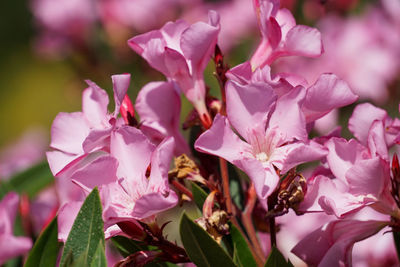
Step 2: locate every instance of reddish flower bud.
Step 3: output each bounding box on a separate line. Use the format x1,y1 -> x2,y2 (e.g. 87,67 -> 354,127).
117,221 -> 147,241
392,153 -> 400,181
120,95 -> 138,126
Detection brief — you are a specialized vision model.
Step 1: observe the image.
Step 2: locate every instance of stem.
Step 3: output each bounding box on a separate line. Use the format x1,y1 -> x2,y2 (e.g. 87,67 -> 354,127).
219,157 -> 233,215
242,184 -> 266,264
171,180 -> 193,200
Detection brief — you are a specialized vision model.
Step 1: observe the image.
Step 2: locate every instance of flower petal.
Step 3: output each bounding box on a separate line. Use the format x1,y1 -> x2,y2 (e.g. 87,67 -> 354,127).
226,80 -> 276,140
195,114 -> 251,170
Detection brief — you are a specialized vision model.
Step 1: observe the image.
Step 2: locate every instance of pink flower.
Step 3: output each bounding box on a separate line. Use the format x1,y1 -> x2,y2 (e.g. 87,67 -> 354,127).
135,81 -> 190,155
299,109 -> 399,217
227,62 -> 358,125
292,219 -> 389,267
276,11 -> 399,103
0,129 -> 47,179
46,74 -> 131,176
250,0 -> 323,69
30,0 -> 96,56
128,11 -> 220,127
70,126 -> 178,229
195,79 -> 327,204
0,193 -> 32,264
349,102 -> 400,148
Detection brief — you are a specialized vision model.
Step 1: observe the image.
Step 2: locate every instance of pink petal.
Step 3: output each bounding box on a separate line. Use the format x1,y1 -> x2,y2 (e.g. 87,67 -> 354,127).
49,112 -> 90,154
136,81 -> 189,155
367,120 -> 389,160
303,74 -> 358,123
292,220 -> 388,267
241,158 -> 280,200
82,128 -> 112,153
0,236 -> 32,265
83,81 -> 110,126
272,141 -> 327,174
195,115 -> 251,170
160,20 -> 190,52
0,192 -> 19,234
46,150 -> 80,175
133,191 -> 178,219
268,86 -> 307,142
128,31 -> 169,76
71,155 -> 118,191
345,157 -> 388,197
111,126 -> 155,183
112,74 -> 131,116
283,25 -> 323,57
326,137 -> 369,183
226,80 -> 276,140
226,62 -> 253,84
348,103 -> 387,145
163,48 -> 191,85
275,8 -> 296,40
147,137 -> 175,193
57,201 -> 82,242
180,12 -> 220,74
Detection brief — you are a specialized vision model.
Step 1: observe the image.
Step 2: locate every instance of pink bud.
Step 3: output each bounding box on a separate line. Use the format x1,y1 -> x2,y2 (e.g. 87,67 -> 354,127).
120,95 -> 137,126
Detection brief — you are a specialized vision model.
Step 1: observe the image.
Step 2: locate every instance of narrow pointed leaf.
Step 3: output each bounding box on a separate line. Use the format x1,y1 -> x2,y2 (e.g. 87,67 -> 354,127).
231,224 -> 257,267
60,188 -> 105,266
111,236 -> 146,257
191,182 -> 209,211
265,247 -> 291,267
393,231 -> 400,262
25,216 -> 61,267
179,213 -> 236,267
90,242 -> 107,267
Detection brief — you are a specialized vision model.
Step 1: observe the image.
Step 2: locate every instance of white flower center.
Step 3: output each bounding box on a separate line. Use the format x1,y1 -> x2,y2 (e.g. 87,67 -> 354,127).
256,152 -> 268,162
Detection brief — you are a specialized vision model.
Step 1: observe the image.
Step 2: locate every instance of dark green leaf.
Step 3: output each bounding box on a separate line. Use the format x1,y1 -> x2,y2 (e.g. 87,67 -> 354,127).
393,231 -> 400,262
25,216 -> 61,267
0,161 -> 54,199
190,182 -> 208,211
90,242 -> 107,267
228,163 -> 244,210
111,236 -> 178,267
111,236 -> 146,257
265,246 -> 291,267
231,224 -> 257,267
60,188 -> 105,266
179,213 -> 236,267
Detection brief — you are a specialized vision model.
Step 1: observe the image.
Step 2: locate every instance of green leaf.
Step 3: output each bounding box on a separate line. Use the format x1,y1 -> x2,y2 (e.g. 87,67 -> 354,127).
393,231 -> 400,262
111,236 -> 146,257
231,224 -> 257,267
111,236 -> 178,267
0,161 -> 54,199
25,216 -> 61,267
60,188 -> 105,266
228,164 -> 244,210
179,213 -> 236,267
190,182 -> 209,211
90,242 -> 107,267
265,246 -> 292,267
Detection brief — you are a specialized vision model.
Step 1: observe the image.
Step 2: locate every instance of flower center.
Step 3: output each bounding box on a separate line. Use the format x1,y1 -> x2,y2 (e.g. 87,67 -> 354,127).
256,152 -> 268,162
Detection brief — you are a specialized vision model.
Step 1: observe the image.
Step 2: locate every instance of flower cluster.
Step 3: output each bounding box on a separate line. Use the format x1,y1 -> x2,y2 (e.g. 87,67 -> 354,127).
2,0 -> 400,266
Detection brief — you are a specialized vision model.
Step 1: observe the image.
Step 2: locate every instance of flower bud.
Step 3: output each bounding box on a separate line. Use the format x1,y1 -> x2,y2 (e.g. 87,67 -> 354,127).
117,221 -> 147,241
120,95 -> 138,127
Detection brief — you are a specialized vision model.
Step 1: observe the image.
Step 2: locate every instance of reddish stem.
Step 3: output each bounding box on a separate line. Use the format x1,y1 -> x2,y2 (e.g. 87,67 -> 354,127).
171,180 -> 193,200
242,184 -> 266,264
